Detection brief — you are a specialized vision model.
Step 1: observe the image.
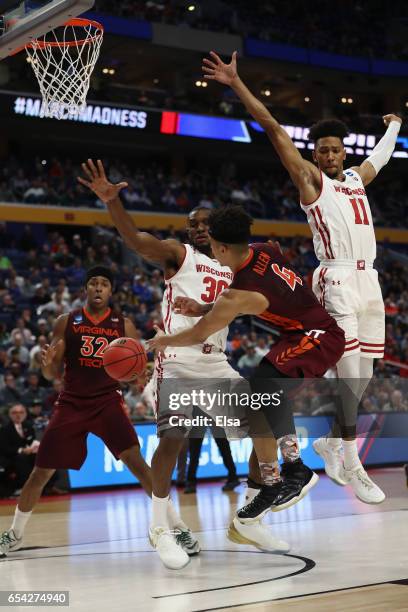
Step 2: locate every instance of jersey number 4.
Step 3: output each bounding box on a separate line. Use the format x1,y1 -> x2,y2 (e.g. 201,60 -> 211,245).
80,335 -> 109,358
271,264 -> 303,291
201,277 -> 229,303
349,198 -> 369,225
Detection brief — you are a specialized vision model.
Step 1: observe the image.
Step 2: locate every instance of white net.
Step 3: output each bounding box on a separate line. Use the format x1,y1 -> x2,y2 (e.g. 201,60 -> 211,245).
25,18 -> 103,119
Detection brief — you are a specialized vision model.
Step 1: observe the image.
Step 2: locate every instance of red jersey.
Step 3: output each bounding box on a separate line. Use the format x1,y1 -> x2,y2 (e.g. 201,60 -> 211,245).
63,307 -> 125,397
230,243 -> 337,334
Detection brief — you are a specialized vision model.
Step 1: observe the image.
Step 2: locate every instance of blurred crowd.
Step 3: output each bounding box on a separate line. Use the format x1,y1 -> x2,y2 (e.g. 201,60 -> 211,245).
95,0 -> 408,61
0,156 -> 406,227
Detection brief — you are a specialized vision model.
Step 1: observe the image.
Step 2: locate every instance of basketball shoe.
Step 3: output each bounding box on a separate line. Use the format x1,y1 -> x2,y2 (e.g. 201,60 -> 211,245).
227,517 -> 290,553
0,529 -> 23,558
175,527 -> 201,555
313,437 -> 347,485
271,459 -> 319,512
342,465 -> 385,504
149,527 -> 190,570
237,482 -> 283,523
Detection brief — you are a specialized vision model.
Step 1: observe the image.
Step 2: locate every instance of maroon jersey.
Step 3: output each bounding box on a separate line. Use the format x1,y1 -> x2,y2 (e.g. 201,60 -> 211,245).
230,243 -> 345,376
231,243 -> 336,332
63,307 -> 125,397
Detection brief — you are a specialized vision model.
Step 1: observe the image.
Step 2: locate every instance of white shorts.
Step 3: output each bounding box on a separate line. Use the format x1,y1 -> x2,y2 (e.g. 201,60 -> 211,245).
313,263 -> 385,359
152,349 -> 246,435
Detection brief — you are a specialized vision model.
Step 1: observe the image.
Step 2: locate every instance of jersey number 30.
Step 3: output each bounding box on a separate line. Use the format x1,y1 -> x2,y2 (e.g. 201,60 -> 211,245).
271,264 -> 303,291
201,277 -> 229,303
80,336 -> 109,358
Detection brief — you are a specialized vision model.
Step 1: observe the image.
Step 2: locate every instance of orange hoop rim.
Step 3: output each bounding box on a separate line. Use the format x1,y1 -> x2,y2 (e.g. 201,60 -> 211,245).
26,18 -> 103,49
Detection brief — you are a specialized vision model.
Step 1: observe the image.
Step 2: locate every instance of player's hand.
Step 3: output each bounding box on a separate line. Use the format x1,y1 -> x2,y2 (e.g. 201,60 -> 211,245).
383,114 -> 402,126
147,326 -> 168,357
173,296 -> 205,317
41,340 -> 63,369
77,159 -> 128,204
202,51 -> 238,86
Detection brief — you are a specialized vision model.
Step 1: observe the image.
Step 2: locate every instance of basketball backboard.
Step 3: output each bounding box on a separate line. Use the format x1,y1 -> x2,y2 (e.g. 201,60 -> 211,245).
0,0 -> 95,59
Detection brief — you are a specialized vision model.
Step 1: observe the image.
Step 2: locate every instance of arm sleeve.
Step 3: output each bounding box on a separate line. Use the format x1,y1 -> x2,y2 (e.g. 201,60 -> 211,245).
365,121 -> 401,174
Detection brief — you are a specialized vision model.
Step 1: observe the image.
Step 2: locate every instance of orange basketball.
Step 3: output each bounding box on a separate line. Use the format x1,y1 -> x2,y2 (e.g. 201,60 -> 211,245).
103,337 -> 147,382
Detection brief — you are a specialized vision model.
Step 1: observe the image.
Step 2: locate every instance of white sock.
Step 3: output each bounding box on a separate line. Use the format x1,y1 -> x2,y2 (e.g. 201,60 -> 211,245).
151,494 -> 170,529
11,507 -> 32,539
326,437 -> 342,450
167,499 -> 187,530
343,440 -> 361,470
245,486 -> 260,503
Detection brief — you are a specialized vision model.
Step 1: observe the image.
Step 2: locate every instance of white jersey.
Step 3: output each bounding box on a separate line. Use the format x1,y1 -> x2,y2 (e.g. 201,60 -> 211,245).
161,244 -> 233,354
300,168 -> 376,262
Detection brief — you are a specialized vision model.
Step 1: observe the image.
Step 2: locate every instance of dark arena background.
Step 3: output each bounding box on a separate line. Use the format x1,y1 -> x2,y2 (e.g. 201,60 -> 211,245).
0,1 -> 407,611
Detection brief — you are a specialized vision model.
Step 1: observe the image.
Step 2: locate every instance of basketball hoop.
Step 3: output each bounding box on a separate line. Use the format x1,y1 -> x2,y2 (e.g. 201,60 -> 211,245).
25,17 -> 103,119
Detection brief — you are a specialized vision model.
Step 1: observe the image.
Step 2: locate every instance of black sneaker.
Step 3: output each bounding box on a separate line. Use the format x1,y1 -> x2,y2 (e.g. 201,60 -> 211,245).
222,477 -> 240,491
236,482 -> 283,523
184,482 -> 197,494
271,459 -> 319,512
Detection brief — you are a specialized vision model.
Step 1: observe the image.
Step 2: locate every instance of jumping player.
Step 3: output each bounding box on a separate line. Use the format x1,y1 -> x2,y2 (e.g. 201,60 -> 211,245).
202,50 -> 402,503
78,160 -> 289,570
149,206 -> 345,526
0,267 -> 181,558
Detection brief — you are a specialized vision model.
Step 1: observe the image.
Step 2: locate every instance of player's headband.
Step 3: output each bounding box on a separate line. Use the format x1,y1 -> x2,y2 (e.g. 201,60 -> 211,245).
86,266 -> 114,287
208,227 -> 250,244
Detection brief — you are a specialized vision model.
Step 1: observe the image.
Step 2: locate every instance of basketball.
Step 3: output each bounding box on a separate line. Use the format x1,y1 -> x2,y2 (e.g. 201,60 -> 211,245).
103,337 -> 147,382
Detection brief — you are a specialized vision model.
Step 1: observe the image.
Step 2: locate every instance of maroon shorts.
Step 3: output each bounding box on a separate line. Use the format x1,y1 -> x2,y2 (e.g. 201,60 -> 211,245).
36,390 -> 139,470
266,322 -> 345,378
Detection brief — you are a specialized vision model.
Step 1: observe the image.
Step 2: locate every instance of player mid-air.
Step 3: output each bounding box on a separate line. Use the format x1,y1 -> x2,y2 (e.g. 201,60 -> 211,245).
149,206 -> 346,526
1,267 -> 174,557
202,50 -> 402,503
78,160 -> 292,569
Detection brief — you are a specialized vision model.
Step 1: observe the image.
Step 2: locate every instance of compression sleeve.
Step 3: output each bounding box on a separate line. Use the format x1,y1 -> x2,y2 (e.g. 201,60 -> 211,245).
365,121 -> 401,174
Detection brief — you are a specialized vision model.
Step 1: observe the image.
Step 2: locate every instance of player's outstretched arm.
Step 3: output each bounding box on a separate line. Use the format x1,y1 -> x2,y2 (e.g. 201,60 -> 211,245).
202,51 -> 320,202
351,114 -> 402,186
149,289 -> 267,350
78,160 -> 185,267
41,315 -> 67,381
124,318 -> 140,340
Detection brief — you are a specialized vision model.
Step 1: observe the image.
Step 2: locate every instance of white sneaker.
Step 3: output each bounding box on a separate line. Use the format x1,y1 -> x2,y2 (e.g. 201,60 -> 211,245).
0,529 -> 23,558
313,437 -> 347,485
343,465 -> 386,504
227,517 -> 290,553
149,527 -> 190,569
175,527 -> 201,556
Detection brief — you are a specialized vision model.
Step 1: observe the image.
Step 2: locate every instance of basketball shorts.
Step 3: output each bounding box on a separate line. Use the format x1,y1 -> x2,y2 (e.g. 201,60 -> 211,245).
152,349 -> 247,437
36,390 -> 139,470
265,322 -> 345,379
313,263 -> 385,359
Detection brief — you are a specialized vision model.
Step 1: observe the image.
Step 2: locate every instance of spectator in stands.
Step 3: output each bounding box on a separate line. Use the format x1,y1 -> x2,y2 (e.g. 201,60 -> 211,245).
23,179 -> 47,204
37,291 -> 70,316
0,404 -> 38,494
383,390 -> 408,412
237,344 -> 263,373
21,372 -> 47,408
10,318 -> 34,346
0,373 -> 22,411
6,334 -> 30,366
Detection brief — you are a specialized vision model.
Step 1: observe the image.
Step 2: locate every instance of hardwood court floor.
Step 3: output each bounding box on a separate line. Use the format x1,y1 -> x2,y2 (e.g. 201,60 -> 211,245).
0,468 -> 407,612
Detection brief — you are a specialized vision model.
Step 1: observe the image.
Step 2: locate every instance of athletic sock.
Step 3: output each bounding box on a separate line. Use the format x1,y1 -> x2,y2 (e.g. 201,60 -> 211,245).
167,498 -> 187,530
151,494 -> 170,530
326,437 -> 342,450
277,434 -> 301,463
259,461 -> 281,486
343,440 -> 361,470
245,477 -> 262,503
11,507 -> 32,539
